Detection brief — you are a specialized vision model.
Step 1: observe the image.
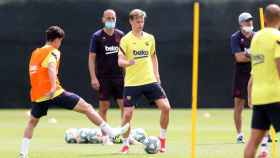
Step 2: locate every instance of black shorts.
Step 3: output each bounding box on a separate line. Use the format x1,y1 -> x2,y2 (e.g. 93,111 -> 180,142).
31,91 -> 80,118
98,78 -> 124,101
251,103 -> 280,132
232,72 -> 250,99
123,83 -> 167,107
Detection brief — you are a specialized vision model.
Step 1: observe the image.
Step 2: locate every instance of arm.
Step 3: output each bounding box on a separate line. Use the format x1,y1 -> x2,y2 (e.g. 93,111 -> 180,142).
247,76 -> 253,108
118,49 -> 135,68
234,52 -> 250,63
47,62 -> 57,98
231,35 -> 250,63
88,52 -> 100,90
152,53 -> 160,83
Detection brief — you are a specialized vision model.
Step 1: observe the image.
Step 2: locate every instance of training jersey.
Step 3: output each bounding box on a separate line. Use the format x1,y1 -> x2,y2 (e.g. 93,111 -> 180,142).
89,29 -> 124,79
29,45 -> 64,102
230,31 -> 253,74
119,31 -> 157,87
250,28 -> 280,105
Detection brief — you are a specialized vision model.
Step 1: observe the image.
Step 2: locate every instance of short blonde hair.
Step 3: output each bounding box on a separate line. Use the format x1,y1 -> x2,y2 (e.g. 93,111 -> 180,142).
129,9 -> 146,20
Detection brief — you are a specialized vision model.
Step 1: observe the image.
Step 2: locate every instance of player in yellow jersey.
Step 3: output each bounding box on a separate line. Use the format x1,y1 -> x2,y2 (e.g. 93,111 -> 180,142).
118,9 -> 171,153
245,4 -> 280,158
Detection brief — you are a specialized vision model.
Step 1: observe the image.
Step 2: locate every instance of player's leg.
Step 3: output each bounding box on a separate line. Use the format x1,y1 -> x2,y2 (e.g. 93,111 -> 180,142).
99,101 -> 111,122
121,86 -> 139,153
97,79 -> 111,123
56,91 -> 129,138
244,129 -> 267,158
116,99 -> 124,118
113,78 -> 125,118
154,98 -> 171,153
98,100 -> 112,145
234,97 -> 245,143
121,106 -> 134,153
145,83 -> 170,152
19,102 -> 49,157
245,105 -> 270,158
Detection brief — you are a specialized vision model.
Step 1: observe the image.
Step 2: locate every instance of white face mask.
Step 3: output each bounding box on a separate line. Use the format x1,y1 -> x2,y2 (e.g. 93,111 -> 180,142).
242,26 -> 254,33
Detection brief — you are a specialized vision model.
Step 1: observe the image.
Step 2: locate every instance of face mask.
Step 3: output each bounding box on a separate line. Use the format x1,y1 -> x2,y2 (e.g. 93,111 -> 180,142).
242,26 -> 254,33
104,21 -> 116,29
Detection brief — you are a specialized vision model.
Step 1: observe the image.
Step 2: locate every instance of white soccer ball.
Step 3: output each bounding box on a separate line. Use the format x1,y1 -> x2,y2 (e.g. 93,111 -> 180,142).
131,128 -> 147,144
78,128 -> 91,144
87,129 -> 103,144
143,136 -> 160,154
64,128 -> 79,144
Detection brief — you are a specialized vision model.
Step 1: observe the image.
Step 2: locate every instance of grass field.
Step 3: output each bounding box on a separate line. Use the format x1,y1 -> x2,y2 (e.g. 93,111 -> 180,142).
0,109 -> 279,158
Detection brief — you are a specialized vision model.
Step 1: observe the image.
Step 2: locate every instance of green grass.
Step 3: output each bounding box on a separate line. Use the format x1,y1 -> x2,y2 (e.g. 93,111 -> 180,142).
0,109 -> 279,158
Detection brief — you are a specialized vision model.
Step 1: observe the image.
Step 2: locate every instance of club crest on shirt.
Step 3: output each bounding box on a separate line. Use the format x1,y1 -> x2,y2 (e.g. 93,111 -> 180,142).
277,40 -> 280,45
145,41 -> 149,46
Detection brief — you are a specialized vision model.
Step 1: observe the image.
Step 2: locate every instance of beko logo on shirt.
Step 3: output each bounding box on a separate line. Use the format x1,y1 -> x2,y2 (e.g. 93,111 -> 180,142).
105,46 -> 119,55
133,50 -> 149,59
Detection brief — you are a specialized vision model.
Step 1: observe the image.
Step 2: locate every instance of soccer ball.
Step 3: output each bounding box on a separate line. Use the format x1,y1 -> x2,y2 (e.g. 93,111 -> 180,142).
131,128 -> 147,144
112,135 -> 123,144
143,136 -> 160,154
87,129 -> 103,144
64,128 -> 79,144
77,128 -> 91,144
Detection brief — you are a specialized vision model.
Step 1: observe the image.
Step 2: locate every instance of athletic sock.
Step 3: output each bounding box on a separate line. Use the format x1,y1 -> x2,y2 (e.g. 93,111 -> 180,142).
237,132 -> 244,138
261,136 -> 268,146
123,138 -> 129,146
20,138 -> 30,155
99,122 -> 114,137
160,128 -> 167,139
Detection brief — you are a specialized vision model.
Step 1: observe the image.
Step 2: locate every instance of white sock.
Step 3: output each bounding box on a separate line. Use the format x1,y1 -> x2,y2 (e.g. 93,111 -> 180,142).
160,128 -> 167,139
99,122 -> 114,137
20,138 -> 30,155
123,138 -> 129,146
261,136 -> 268,146
237,132 -> 244,137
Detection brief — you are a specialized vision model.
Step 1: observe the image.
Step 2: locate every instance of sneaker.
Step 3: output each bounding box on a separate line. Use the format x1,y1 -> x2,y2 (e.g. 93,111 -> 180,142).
237,135 -> 245,144
102,135 -> 113,145
258,148 -> 269,158
113,123 -> 130,137
19,153 -> 28,158
121,145 -> 129,154
159,138 -> 166,153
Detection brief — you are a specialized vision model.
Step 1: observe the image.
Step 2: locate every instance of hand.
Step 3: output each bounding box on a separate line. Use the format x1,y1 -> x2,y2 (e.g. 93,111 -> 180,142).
244,48 -> 251,58
45,87 -> 56,99
156,75 -> 161,84
128,59 -> 136,66
91,78 -> 100,90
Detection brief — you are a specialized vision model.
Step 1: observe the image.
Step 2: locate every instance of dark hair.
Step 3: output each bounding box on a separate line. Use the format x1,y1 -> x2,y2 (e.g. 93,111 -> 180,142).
45,26 -> 65,42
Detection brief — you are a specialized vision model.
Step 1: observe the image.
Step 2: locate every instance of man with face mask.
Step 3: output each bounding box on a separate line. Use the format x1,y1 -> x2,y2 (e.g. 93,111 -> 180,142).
88,9 -> 124,145
230,12 -> 254,144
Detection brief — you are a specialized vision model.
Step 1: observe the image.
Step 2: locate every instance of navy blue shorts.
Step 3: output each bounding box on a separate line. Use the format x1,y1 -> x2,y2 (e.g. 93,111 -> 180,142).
232,71 -> 250,99
123,83 -> 166,107
252,103 -> 280,132
31,91 -> 80,118
98,78 -> 124,101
